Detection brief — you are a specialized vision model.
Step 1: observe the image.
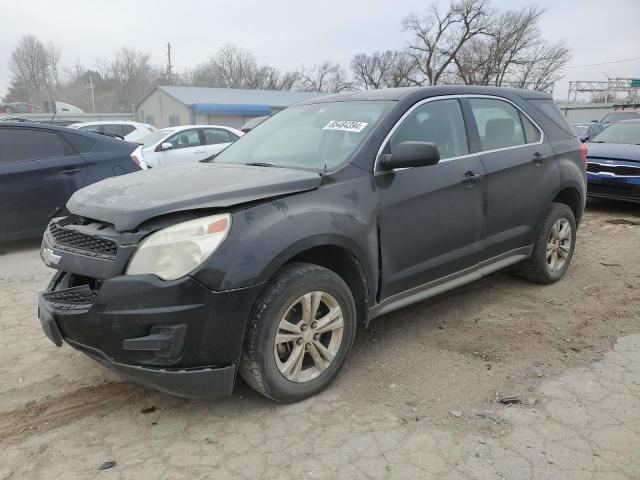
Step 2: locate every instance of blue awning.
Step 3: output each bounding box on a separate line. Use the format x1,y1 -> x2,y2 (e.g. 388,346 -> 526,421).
192,103 -> 272,116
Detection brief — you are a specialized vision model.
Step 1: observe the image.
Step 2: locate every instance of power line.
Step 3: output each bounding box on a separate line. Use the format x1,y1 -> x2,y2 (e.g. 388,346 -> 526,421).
566,56 -> 640,69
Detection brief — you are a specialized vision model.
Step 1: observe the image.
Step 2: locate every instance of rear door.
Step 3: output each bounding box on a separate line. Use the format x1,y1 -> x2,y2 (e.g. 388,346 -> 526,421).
201,127 -> 238,157
0,127 -> 88,238
157,128 -> 205,166
376,98 -> 486,299
463,97 -> 555,259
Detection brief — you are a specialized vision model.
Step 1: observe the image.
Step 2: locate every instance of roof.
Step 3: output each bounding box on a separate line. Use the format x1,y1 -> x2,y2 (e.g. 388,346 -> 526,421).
146,86 -> 324,108
297,85 -> 552,105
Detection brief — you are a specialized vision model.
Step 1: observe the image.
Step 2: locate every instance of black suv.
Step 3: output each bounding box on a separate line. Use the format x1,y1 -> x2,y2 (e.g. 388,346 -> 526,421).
38,86 -> 586,402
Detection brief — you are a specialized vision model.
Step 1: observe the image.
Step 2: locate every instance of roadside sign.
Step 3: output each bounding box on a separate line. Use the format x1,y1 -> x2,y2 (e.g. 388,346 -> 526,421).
631,79 -> 640,88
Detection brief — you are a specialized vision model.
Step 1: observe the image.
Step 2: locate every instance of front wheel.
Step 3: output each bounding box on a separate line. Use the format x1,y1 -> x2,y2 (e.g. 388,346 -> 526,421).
518,202 -> 577,284
239,263 -> 357,402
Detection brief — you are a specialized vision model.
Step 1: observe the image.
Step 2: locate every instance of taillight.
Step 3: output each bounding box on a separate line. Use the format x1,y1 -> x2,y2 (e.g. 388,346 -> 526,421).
580,143 -> 588,171
130,153 -> 141,167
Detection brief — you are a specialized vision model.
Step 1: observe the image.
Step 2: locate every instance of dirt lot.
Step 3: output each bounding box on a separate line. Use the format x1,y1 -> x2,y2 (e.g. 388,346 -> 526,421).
1,199 -> 639,479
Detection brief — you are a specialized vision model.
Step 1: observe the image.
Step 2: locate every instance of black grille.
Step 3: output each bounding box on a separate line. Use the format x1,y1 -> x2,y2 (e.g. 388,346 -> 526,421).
587,162 -> 640,176
49,223 -> 117,257
42,285 -> 97,311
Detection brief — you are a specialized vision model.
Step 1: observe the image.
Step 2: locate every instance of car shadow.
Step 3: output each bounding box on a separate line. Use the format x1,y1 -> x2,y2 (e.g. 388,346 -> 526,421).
585,197 -> 640,217
0,237 -> 42,255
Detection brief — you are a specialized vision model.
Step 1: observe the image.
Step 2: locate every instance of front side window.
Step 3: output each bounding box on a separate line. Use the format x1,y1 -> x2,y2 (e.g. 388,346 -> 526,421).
165,129 -> 201,149
215,101 -> 392,171
203,128 -> 232,145
469,98 -> 527,151
389,98 -> 469,160
0,128 -> 73,163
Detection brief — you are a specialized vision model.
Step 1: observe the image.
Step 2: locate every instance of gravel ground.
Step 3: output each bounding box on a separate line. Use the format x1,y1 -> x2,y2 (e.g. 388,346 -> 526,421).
0,199 -> 639,480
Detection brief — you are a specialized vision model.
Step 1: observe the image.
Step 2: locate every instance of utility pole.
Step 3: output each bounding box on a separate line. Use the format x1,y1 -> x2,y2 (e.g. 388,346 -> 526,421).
167,43 -> 173,84
89,73 -> 96,113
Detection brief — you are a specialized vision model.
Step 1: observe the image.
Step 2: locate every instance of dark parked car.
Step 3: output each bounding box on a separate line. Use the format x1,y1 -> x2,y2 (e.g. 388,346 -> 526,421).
0,123 -> 141,241
571,122 -> 605,142
4,102 -> 42,113
585,119 -> 640,202
38,86 -> 586,402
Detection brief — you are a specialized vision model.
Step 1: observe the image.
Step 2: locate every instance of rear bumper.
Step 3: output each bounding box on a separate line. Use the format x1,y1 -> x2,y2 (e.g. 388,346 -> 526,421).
38,270 -> 264,399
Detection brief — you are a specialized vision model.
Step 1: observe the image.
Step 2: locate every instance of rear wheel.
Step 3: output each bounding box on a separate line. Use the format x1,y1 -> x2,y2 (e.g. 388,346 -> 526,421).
518,202 -> 576,284
239,263 -> 357,402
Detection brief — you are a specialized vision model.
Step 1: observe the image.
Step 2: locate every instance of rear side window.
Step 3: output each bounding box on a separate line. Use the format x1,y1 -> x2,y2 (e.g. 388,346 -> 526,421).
527,98 -> 573,135
0,128 -> 74,163
61,131 -> 97,154
203,128 -> 232,145
468,98 -> 526,151
102,124 -> 135,137
390,98 -> 469,160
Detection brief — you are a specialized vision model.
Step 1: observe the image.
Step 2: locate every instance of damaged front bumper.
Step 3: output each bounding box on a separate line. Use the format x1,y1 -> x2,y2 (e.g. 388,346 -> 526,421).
38,221 -> 263,399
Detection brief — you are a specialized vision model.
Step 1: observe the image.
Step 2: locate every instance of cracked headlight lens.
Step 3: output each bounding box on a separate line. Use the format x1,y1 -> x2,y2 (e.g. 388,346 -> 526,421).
125,213 -> 231,280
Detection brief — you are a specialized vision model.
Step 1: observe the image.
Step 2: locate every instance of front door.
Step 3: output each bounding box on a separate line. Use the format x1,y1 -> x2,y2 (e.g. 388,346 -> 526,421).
376,98 -> 486,300
0,127 -> 87,238
157,128 -> 206,167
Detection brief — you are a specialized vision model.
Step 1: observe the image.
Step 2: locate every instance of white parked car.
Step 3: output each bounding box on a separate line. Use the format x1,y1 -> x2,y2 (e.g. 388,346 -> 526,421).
132,125 -> 244,169
68,121 -> 156,142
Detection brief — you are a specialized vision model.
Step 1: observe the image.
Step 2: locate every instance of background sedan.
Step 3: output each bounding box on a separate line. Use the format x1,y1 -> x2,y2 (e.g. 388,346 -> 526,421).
585,119 -> 640,203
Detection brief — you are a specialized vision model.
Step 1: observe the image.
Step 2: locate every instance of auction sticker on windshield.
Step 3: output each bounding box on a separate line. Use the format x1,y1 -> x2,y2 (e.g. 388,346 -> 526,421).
323,120 -> 369,132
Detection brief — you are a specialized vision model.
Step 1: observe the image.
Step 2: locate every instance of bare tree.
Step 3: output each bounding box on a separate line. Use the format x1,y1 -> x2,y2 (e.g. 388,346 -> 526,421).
6,35 -> 59,102
402,0 -> 492,86
295,62 -> 353,93
351,50 -> 418,89
509,40 -> 571,92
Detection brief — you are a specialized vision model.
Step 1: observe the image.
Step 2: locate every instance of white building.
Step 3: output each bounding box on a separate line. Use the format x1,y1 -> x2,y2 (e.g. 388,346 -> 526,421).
135,86 -> 324,129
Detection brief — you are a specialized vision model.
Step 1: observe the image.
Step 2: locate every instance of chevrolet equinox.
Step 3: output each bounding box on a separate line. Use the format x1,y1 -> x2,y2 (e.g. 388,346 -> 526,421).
38,86 -> 587,402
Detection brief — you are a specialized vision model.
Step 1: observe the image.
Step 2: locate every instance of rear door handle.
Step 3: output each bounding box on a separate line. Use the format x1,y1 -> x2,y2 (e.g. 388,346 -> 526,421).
532,152 -> 547,166
59,168 -> 81,175
462,171 -> 483,186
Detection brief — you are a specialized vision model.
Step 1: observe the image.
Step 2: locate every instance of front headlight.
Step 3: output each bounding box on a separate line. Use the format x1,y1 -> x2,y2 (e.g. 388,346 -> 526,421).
125,213 -> 231,280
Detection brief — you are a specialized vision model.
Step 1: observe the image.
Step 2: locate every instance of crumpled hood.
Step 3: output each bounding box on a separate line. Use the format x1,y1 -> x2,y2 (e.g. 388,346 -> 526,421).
67,163 -> 322,231
586,142 -> 640,163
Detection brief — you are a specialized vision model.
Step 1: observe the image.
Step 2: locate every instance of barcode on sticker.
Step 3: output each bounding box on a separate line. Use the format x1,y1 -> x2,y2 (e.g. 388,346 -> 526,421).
323,120 -> 369,132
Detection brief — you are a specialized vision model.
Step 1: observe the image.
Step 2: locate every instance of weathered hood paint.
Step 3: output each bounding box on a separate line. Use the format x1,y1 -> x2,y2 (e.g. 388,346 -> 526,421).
586,142 -> 640,163
67,163 -> 322,231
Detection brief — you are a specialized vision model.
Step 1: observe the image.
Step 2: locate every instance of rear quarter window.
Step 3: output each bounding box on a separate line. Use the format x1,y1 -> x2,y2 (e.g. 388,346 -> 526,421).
61,131 -> 97,154
527,99 -> 574,136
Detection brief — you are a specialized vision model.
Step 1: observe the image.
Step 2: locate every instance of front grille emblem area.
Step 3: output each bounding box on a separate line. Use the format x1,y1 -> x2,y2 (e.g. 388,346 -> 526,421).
41,247 -> 61,267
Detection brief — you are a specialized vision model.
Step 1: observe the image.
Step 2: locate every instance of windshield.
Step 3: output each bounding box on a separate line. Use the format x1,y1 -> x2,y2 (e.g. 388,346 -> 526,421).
214,101 -> 392,171
601,112 -> 640,123
138,129 -> 175,147
590,122 -> 640,145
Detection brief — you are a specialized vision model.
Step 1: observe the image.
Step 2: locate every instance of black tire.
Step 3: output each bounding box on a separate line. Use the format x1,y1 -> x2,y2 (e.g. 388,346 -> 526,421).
518,202 -> 577,284
239,262 -> 357,402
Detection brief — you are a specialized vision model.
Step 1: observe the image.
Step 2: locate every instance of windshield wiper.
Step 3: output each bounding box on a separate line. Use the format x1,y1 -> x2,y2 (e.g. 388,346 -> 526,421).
244,162 -> 279,168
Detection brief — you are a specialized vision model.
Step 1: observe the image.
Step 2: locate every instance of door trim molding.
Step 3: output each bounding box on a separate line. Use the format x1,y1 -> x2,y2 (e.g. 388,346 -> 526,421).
368,245 -> 533,320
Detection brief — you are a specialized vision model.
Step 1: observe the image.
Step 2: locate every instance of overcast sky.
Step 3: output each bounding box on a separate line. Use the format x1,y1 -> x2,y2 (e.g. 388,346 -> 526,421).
1,0 -> 639,102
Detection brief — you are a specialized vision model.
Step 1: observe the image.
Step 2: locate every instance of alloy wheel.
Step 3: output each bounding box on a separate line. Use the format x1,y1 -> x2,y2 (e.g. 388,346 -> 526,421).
546,218 -> 572,272
273,291 -> 344,383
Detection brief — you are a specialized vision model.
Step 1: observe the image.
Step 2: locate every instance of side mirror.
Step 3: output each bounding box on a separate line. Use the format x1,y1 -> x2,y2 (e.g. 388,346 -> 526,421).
157,142 -> 173,152
379,141 -> 440,171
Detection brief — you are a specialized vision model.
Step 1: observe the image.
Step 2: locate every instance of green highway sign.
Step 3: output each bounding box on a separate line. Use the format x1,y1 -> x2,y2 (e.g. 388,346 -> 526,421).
631,79 -> 640,88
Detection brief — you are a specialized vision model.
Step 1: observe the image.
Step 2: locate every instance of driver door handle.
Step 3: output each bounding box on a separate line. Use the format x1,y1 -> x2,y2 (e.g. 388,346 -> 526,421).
461,171 -> 483,186
532,152 -> 547,166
